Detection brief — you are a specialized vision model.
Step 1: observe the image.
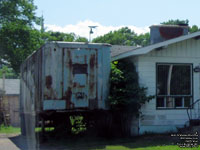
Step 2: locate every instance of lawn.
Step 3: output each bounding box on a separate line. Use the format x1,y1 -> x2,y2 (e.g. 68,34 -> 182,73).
92,134 -> 199,150
97,145 -> 199,150
0,125 -> 199,150
0,125 -> 20,134
38,133 -> 199,150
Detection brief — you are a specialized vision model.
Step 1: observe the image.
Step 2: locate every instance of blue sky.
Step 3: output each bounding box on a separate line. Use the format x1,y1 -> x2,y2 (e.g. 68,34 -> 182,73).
34,0 -> 200,38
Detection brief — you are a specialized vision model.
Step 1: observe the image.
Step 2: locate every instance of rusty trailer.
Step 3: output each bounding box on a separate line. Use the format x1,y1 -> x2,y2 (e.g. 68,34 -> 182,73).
20,42 -> 111,136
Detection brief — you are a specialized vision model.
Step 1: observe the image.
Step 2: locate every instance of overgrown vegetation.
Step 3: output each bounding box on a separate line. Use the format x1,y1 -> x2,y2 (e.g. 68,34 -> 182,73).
107,60 -> 154,136
70,115 -> 86,134
109,60 -> 154,115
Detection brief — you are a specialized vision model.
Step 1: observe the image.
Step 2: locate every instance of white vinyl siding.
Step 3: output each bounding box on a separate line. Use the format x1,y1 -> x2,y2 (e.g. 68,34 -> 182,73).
131,38 -> 200,134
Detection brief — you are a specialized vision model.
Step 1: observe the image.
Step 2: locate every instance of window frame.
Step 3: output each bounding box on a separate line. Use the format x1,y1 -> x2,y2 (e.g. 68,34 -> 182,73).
156,63 -> 193,109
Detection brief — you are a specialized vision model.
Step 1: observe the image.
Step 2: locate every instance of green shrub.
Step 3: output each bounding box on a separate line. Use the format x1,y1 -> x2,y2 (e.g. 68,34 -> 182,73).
108,60 -> 154,136
109,60 -> 154,115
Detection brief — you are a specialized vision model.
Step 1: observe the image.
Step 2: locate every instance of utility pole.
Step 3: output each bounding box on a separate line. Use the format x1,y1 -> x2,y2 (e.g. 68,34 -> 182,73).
1,70 -> 9,126
2,71 -> 7,126
41,13 -> 45,33
2,71 -> 5,92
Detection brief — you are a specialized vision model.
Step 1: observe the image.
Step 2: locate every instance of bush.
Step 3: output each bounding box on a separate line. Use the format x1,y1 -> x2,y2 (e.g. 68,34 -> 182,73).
108,60 -> 154,136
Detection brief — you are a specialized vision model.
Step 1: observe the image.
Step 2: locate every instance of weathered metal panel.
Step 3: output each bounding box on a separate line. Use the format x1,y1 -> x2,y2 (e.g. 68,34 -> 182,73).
43,46 -> 63,100
20,50 -> 40,138
21,53 -> 36,113
43,100 -> 66,110
21,42 -> 111,113
101,46 -> 111,109
63,48 -> 98,109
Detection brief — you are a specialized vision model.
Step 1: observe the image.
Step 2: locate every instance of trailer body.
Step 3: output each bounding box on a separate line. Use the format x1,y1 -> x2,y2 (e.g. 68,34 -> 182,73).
20,42 -> 110,135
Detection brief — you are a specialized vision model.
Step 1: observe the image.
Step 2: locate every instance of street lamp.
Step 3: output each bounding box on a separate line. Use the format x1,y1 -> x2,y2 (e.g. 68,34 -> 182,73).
88,26 -> 97,42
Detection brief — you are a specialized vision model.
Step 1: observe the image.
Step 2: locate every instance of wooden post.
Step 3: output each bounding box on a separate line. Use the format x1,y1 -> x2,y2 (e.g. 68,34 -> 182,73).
2,71 -> 9,126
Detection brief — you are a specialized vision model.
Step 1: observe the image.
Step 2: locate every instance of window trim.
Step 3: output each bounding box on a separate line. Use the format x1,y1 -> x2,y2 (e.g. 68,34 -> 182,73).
156,63 -> 193,109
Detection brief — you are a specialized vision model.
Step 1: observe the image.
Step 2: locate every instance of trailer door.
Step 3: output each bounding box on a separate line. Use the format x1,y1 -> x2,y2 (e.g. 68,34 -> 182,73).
63,48 -> 98,109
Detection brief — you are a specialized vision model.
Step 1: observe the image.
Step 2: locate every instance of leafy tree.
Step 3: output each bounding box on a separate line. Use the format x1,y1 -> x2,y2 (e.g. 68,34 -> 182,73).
161,19 -> 199,33
189,25 -> 200,33
42,31 -> 75,42
0,22 -> 43,73
0,0 -> 38,26
161,19 -> 189,25
0,66 -> 17,79
0,0 -> 42,74
133,33 -> 150,47
93,27 -> 150,46
42,31 -> 88,43
75,36 -> 88,42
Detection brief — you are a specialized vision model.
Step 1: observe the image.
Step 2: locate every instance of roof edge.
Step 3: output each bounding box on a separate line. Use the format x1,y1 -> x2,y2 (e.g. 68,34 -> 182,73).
112,31 -> 200,61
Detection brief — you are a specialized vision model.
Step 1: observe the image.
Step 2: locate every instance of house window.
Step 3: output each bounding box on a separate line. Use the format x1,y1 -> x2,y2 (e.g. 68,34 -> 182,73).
156,63 -> 192,108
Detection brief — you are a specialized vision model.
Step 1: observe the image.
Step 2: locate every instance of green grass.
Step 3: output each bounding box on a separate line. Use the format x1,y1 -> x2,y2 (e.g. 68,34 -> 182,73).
0,125 -> 20,134
35,127 -> 55,132
93,134 -> 200,150
44,134 -> 199,150
97,145 -> 199,150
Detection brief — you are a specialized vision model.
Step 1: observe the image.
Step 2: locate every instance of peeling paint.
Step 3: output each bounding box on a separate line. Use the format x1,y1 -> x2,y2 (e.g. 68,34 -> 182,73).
45,75 -> 52,89
65,87 -> 74,109
21,42 -> 111,112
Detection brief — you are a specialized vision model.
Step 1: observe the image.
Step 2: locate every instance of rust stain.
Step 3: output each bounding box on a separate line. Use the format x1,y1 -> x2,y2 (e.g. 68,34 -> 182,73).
89,54 -> 96,98
66,49 -> 73,86
73,82 -> 77,88
90,54 -> 95,69
44,75 -> 57,100
89,82 -> 95,92
45,75 -> 52,89
79,85 -> 85,88
67,50 -> 72,69
64,87 -> 74,109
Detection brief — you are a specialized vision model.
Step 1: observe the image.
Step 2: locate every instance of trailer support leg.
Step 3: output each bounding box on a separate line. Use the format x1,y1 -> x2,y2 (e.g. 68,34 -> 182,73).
41,119 -> 45,134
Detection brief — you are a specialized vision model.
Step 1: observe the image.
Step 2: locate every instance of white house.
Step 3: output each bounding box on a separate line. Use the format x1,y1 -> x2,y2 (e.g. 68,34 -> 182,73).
112,25 -> 200,135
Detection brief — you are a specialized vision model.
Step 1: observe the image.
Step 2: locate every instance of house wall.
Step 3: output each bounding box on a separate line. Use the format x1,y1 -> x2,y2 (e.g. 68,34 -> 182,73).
132,38 -> 200,135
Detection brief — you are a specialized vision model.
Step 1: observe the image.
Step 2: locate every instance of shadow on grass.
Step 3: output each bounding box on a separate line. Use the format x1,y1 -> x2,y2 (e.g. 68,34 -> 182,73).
8,132 -> 185,150
39,132 -> 178,150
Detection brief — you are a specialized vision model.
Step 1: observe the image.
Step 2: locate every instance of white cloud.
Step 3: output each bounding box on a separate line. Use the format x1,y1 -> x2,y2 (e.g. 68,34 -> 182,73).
44,20 -> 150,40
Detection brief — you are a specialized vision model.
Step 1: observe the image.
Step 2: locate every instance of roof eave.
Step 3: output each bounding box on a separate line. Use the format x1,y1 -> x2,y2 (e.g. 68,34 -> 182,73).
112,31 -> 200,61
